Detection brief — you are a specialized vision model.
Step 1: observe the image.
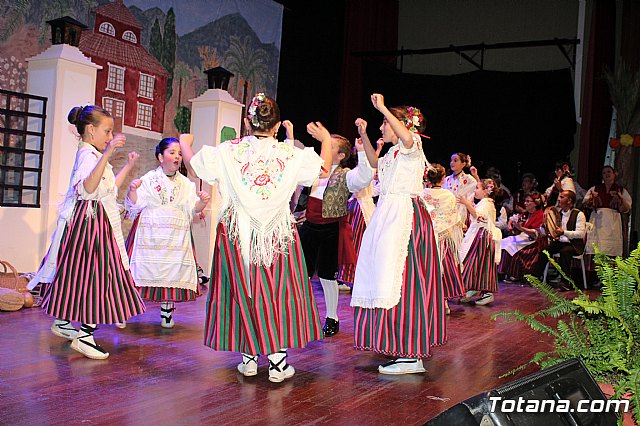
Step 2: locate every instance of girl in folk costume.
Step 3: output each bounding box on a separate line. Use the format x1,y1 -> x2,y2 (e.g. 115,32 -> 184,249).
337,138 -> 385,289
423,164 -> 465,314
499,191 -> 546,282
298,131 -> 374,337
458,178 -> 503,306
582,165 -> 632,261
443,152 -> 477,225
27,105 -> 145,360
351,94 -> 445,375
180,93 -> 332,383
125,138 -> 211,328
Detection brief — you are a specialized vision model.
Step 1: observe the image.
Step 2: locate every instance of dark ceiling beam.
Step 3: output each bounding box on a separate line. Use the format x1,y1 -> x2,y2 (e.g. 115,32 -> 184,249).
353,38 -> 580,69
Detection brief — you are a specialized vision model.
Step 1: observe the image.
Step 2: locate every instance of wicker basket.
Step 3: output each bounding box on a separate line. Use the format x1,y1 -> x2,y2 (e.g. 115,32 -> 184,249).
0,260 -> 28,292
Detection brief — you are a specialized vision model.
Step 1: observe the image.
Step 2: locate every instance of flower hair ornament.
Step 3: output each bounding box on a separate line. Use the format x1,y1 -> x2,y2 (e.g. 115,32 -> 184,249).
483,179 -> 495,194
405,106 -> 430,139
529,192 -> 542,207
247,92 -> 267,127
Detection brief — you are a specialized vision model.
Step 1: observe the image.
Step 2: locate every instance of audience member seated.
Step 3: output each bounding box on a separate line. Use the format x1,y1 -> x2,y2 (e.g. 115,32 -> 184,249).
535,190 -> 586,291
499,192 -> 545,283
544,160 -> 576,207
512,173 -> 538,214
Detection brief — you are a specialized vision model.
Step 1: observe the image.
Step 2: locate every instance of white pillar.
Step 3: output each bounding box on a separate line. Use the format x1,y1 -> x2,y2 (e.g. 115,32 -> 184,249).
25,44 -> 101,269
188,89 -> 243,276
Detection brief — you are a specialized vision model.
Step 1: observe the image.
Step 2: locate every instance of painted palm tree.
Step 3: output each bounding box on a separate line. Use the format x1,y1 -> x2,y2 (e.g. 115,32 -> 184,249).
0,0 -> 30,43
222,35 -> 272,98
174,62 -> 192,107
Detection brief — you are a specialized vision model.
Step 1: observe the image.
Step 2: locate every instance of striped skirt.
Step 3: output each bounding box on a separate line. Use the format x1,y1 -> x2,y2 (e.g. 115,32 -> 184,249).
461,229 -> 498,293
204,221 -> 323,355
440,237 -> 465,298
353,199 -> 445,358
338,198 -> 367,283
498,238 -> 547,280
41,200 -> 145,324
125,215 -> 200,302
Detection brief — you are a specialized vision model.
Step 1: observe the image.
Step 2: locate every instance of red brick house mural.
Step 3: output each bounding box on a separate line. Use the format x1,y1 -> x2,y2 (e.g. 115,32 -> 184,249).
79,0 -> 168,134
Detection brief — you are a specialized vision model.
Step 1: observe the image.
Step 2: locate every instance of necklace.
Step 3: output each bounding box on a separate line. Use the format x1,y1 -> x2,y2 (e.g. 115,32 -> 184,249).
253,134 -> 272,139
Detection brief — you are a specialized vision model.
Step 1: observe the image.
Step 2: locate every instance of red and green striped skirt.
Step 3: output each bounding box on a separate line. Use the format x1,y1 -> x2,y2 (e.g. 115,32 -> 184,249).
204,220 -> 323,355
338,198 -> 367,284
125,215 -> 200,302
440,237 -> 465,298
353,198 -> 446,358
498,238 -> 547,280
461,229 -> 498,293
41,200 -> 145,324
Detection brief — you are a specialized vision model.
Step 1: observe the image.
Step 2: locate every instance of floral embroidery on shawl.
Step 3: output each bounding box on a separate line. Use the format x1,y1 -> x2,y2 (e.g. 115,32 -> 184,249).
230,140 -> 295,200
149,173 -> 181,205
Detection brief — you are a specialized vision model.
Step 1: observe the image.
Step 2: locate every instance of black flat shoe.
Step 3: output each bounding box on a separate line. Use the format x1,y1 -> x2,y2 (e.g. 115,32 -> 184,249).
323,317 -> 339,337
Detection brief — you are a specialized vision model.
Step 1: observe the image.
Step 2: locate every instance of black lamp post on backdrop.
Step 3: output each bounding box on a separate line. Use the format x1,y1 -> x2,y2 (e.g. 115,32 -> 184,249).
204,66 -> 234,91
46,16 -> 87,46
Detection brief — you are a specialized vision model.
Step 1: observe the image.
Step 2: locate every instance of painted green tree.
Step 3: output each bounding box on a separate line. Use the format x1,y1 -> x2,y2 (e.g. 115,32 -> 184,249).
149,18 -> 163,64
223,35 -> 271,96
174,105 -> 190,134
162,7 -> 176,102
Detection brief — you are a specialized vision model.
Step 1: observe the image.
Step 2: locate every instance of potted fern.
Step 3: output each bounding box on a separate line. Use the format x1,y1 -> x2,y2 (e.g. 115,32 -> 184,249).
493,244 -> 640,424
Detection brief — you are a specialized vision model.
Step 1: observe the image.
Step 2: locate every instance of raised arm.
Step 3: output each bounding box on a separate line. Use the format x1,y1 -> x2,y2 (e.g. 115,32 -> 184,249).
179,133 -> 196,176
355,118 -> 378,168
306,121 -> 333,177
371,93 -> 414,149
345,138 -> 374,193
83,134 -> 125,194
115,151 -> 140,188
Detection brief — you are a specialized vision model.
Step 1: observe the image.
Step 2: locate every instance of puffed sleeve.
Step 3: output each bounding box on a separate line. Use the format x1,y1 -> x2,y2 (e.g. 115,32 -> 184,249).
295,147 -> 324,187
73,148 -> 113,200
190,145 -> 222,185
398,133 -> 421,154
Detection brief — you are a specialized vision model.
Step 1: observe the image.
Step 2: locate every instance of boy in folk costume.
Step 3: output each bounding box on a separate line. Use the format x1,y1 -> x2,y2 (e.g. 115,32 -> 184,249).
298,131 -> 374,337
125,137 -> 211,328
351,94 -> 445,375
180,94 -> 333,383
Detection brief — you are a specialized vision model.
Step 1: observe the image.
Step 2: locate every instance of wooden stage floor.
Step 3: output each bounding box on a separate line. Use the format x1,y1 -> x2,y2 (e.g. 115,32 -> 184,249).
1,279 -> 583,425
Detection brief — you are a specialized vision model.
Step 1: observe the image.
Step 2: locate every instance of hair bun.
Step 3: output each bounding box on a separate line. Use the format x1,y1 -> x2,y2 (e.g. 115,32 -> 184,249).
257,103 -> 272,122
67,106 -> 83,125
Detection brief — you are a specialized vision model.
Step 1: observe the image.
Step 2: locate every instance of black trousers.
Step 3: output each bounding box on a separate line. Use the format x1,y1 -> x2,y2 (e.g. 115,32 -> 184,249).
535,240 -> 579,280
298,220 -> 339,280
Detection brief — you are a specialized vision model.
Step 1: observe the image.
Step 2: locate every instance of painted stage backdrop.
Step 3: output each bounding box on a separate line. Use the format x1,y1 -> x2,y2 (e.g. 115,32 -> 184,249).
0,0 -> 283,136
0,0 -> 282,235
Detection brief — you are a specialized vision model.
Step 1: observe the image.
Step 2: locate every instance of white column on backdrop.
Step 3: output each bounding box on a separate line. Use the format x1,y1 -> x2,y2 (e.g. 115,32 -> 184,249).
0,44 -> 99,272
188,89 -> 243,276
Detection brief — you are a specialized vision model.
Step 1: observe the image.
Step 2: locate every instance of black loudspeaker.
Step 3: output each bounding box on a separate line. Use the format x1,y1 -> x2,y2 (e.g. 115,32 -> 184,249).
426,358 -> 619,426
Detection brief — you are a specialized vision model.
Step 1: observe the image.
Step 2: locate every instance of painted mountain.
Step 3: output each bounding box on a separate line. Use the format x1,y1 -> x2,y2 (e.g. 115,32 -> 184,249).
176,12 -> 280,98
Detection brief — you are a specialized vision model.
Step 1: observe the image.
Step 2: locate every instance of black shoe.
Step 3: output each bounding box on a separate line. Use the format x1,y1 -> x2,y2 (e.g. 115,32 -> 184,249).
323,317 -> 339,337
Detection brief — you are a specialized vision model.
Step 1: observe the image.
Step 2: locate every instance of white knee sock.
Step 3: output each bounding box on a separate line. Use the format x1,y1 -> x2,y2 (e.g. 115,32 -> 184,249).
319,278 -> 339,321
